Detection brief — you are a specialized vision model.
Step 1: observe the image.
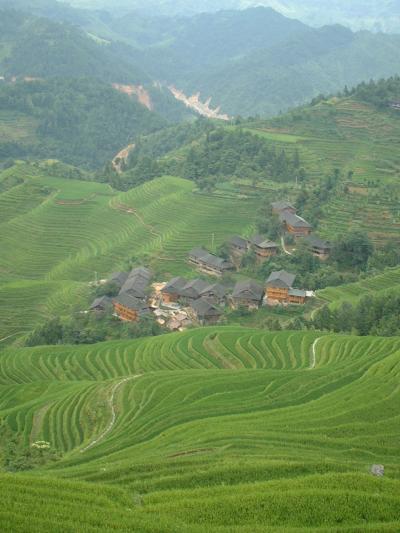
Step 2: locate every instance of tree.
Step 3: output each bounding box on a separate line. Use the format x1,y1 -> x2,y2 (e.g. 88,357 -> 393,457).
332,231 -> 374,270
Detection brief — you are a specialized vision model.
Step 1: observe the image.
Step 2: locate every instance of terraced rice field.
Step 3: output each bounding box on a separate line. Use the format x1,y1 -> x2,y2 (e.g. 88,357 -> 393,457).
0,110 -> 38,143
0,327 -> 399,531
0,164 -> 260,337
246,98 -> 400,243
318,267 -> 400,307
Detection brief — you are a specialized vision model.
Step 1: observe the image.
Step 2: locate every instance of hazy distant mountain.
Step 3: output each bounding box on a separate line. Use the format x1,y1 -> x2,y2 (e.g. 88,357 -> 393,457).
59,0 -> 400,32
119,7 -> 400,116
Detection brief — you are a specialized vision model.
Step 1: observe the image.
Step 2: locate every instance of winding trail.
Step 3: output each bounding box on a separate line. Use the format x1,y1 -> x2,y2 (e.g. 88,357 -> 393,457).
111,201 -> 162,238
310,337 -> 322,369
0,332 -> 21,344
281,236 -> 293,256
81,375 -> 141,453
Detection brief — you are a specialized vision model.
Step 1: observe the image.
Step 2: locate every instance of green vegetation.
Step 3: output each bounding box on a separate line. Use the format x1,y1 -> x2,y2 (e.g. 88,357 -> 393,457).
0,78 -> 167,168
0,164 -> 260,339
313,293 -> 400,336
0,327 -> 399,531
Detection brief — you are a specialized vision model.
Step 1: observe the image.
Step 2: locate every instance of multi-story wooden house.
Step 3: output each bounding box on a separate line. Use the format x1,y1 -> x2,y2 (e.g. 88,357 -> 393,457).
112,294 -> 148,322
161,277 -> 188,304
280,211 -> 312,237
250,235 -> 279,263
265,270 -> 296,303
271,201 -> 296,215
231,280 -> 264,310
188,298 -> 222,325
304,235 -> 332,260
188,247 -> 234,277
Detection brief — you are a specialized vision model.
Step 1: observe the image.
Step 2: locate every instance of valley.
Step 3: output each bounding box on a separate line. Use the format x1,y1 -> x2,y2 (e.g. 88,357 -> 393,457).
0,1 -> 399,531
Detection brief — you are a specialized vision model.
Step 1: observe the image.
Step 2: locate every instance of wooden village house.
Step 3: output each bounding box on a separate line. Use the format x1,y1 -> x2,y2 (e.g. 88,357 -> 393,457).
271,201 -> 296,215
112,294 -> 149,322
161,277 -> 188,304
304,235 -> 332,260
188,247 -> 234,277
280,211 -> 312,237
266,270 -> 308,305
90,296 -> 112,313
265,270 -> 296,303
249,235 -> 279,263
189,298 -> 222,325
231,280 -> 264,310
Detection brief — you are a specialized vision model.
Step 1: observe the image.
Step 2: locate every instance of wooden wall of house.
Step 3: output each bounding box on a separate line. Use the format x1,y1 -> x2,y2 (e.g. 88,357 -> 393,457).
113,303 -> 138,322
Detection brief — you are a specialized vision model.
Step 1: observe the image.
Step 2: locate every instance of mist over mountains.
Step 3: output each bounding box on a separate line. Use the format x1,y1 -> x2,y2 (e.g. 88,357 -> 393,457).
2,1 -> 400,118
60,0 -> 400,33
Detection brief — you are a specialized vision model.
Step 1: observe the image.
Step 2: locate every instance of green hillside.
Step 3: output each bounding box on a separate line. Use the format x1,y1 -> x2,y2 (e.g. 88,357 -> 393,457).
243,97 -> 400,244
0,164 -> 260,339
0,327 -> 399,531
318,267 -> 400,308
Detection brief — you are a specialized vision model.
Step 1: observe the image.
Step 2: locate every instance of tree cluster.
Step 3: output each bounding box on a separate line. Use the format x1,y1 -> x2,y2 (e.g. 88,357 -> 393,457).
25,311 -> 165,347
313,293 -> 400,337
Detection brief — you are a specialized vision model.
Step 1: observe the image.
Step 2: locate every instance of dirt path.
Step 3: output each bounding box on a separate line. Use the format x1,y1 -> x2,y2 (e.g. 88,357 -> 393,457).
110,201 -> 176,262
310,337 -> 322,369
80,375 -> 141,453
0,332 -> 20,343
281,236 -> 293,256
111,201 -> 162,239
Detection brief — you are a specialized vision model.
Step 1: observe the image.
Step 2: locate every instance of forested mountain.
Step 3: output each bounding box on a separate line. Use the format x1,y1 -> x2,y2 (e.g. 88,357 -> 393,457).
4,3 -> 400,117
60,0 -> 400,33
119,8 -> 400,116
0,9 -> 193,122
0,79 -> 167,168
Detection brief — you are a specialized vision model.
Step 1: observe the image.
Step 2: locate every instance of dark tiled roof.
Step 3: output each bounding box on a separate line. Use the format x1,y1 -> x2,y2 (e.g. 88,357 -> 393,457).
128,267 -> 152,280
250,235 -> 278,249
162,276 -> 188,294
266,270 -> 296,288
201,283 -> 231,299
280,212 -> 312,229
305,235 -> 332,249
113,294 -> 145,311
181,279 -> 210,299
190,298 -> 222,318
189,248 -> 233,271
232,280 -> 264,301
229,235 -> 249,249
272,200 -> 295,211
120,272 -> 150,299
289,288 -> 307,298
90,296 -> 111,310
189,247 -> 209,260
109,272 -> 128,286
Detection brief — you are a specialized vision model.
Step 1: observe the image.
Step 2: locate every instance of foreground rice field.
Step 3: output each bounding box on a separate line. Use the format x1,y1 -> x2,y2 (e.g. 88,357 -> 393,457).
0,327 -> 399,531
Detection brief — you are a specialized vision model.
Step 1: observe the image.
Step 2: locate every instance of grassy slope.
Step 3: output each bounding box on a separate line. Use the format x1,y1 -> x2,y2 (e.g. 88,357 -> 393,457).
0,327 -> 399,531
244,97 -> 400,244
0,164 -> 260,339
318,267 -> 400,308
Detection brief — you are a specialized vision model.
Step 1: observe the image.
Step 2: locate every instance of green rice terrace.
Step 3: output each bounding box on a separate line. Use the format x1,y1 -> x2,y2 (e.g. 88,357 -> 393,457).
0,163 -> 260,339
0,327 -> 399,531
245,98 -> 400,244
318,267 -> 400,308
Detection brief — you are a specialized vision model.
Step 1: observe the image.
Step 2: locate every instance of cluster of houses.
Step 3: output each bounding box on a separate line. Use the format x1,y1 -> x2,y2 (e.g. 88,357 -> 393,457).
88,198 -> 332,329
90,265 -> 312,329
90,267 -> 152,321
271,200 -> 332,259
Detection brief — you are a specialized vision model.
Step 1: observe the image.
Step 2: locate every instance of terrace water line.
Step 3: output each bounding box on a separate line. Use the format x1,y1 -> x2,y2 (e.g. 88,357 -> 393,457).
310,337 -> 322,369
